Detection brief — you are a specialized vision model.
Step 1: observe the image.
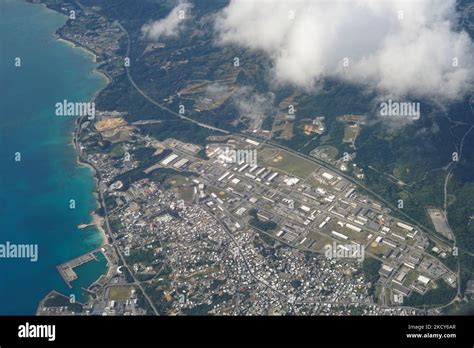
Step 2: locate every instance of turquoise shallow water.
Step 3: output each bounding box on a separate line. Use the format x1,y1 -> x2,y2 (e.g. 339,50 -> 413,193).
0,0 -> 107,314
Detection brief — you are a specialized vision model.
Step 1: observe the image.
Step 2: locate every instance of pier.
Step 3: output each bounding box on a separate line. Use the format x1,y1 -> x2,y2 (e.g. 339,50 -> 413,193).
56,247 -> 103,288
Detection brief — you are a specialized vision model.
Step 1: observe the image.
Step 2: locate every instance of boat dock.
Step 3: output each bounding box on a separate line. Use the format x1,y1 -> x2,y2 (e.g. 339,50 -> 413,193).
56,247 -> 102,288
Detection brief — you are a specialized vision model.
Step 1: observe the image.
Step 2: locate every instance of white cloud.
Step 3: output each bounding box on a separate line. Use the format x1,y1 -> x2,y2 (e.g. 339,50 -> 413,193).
214,0 -> 474,101
142,1 -> 193,41
232,86 -> 275,117
204,82 -> 229,99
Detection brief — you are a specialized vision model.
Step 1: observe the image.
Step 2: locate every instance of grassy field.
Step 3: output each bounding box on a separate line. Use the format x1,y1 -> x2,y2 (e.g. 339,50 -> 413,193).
207,185 -> 230,200
165,175 -> 191,186
306,232 -> 332,251
311,145 -> 339,159
165,175 -> 195,202
107,285 -> 133,301
342,124 -> 359,143
258,146 -> 317,178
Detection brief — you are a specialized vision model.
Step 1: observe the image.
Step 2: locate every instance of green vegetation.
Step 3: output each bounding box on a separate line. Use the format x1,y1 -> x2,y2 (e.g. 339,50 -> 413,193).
313,145 -> 339,159
138,122 -> 216,147
109,217 -> 123,233
68,0 -> 474,311
104,194 -> 118,210
142,285 -> 172,315
126,249 -> 156,266
362,257 -> 382,285
43,293 -> 83,313
291,280 -> 302,289
404,280 -> 456,307
210,279 -> 226,291
259,146 -> 317,178
107,286 -> 132,301
361,257 -> 382,298
113,160 -> 194,191
181,293 -> 232,315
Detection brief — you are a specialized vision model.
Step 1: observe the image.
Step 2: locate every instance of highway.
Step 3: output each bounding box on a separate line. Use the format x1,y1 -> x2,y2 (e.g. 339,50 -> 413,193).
72,114 -> 160,315
76,0 -> 472,312
117,16 -> 458,254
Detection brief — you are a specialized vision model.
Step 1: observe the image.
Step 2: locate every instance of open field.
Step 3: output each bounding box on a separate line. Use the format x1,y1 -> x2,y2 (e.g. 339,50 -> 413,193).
95,117 -> 126,131
107,285 -> 133,301
166,174 -> 192,186
310,145 -> 339,160
305,231 -> 332,251
427,208 -> 454,240
166,175 -> 195,202
342,124 -> 359,144
207,185 -> 231,200
258,146 -> 317,178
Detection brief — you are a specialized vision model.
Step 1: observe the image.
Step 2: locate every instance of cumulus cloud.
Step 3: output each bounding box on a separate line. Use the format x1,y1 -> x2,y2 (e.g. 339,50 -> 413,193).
232,87 -> 275,117
214,0 -> 474,101
142,1 -> 193,41
231,86 -> 275,130
204,82 -> 229,99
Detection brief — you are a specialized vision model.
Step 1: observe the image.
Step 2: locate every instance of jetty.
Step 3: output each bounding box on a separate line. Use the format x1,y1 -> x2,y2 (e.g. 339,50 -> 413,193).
56,247 -> 103,288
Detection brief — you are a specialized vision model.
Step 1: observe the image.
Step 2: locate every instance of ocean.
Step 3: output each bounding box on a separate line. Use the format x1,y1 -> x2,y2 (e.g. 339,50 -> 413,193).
0,0 -> 107,314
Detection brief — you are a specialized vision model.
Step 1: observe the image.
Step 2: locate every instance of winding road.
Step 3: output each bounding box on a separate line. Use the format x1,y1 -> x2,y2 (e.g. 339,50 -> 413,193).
75,0 -> 474,312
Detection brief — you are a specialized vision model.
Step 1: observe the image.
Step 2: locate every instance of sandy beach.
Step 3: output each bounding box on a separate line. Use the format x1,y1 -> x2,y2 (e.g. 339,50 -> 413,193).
56,36 -> 97,63
55,35 -> 112,87
55,33 -> 114,250
90,212 -> 109,246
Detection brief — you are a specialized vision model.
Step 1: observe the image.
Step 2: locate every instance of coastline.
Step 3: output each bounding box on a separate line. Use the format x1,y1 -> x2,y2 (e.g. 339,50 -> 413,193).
50,5 -> 116,287
77,211 -> 108,246
51,28 -> 112,237
55,34 -> 112,87
29,0 -> 112,86
30,0 -> 114,306
56,36 -> 97,63
92,212 -> 109,246
57,34 -> 112,248
45,4 -> 116,247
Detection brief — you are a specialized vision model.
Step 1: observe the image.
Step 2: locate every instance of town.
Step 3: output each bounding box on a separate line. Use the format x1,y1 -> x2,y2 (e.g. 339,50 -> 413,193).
38,111 -> 457,316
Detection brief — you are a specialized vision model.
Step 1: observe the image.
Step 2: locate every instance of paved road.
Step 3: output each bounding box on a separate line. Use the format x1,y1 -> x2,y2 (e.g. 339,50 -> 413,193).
110,7 -> 456,254
76,0 -> 474,311
73,115 -> 160,315
116,20 -> 229,135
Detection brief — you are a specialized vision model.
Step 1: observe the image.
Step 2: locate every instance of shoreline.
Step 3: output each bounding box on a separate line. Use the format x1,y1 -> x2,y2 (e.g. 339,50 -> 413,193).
92,212 -> 109,246
55,34 -> 112,87
77,211 -> 108,246
50,8 -> 115,275
44,5 -> 116,243
53,31 -> 112,246
31,1 -> 112,87
30,0 -> 115,308
56,36 -> 97,63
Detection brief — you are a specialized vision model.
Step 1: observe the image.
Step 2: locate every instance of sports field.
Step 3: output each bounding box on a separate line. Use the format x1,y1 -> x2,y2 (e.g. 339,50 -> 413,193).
258,146 -> 317,178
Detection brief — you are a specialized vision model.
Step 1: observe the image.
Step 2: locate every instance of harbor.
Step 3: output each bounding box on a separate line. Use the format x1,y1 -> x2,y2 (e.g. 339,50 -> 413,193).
57,247 -> 104,288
